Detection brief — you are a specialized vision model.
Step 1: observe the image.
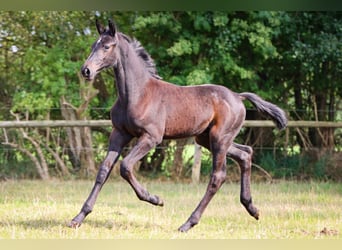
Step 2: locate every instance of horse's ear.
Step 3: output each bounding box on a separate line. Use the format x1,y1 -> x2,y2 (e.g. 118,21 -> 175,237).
108,19 -> 117,37
95,19 -> 105,34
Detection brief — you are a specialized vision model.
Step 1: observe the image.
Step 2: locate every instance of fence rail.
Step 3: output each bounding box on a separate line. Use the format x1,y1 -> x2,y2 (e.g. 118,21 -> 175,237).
1,120 -> 342,128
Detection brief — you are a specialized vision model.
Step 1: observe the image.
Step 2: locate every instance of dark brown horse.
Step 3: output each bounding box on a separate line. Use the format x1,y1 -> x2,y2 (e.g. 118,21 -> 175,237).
69,19 -> 287,232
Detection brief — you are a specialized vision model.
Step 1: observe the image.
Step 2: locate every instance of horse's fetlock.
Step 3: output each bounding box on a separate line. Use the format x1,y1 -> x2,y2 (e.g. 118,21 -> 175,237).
137,190 -> 150,201
82,204 -> 93,215
188,215 -> 200,227
240,196 -> 252,207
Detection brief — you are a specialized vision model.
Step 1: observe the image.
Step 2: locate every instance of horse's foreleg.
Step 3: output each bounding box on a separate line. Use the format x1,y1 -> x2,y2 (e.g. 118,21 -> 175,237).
120,134 -> 164,206
68,130 -> 131,228
227,143 -> 259,220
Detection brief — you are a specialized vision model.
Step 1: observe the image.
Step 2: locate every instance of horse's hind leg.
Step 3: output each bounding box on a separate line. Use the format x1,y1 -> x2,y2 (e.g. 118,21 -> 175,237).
178,131 -> 230,232
227,143 -> 259,220
68,129 -> 132,228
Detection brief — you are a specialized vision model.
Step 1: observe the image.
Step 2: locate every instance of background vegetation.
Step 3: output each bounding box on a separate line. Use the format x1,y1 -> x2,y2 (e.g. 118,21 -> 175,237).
0,11 -> 341,181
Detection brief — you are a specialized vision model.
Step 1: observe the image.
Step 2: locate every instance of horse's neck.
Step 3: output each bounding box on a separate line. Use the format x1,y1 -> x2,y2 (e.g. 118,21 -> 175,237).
114,41 -> 149,106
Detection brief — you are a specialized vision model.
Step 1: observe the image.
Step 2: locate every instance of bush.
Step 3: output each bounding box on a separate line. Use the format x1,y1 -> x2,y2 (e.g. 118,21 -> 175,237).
254,149 -> 341,181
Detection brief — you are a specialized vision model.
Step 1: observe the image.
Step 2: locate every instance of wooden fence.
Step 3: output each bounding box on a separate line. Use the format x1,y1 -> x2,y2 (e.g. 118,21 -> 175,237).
0,120 -> 342,128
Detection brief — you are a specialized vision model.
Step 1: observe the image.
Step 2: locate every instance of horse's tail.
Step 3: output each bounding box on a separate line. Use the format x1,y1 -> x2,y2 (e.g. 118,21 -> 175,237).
239,92 -> 288,130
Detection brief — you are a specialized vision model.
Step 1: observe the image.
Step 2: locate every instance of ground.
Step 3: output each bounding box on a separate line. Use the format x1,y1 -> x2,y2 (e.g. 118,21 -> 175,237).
0,179 -> 341,239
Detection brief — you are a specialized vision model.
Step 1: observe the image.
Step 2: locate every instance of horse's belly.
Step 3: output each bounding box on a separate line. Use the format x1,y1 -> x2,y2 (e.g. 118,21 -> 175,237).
163,112 -> 212,139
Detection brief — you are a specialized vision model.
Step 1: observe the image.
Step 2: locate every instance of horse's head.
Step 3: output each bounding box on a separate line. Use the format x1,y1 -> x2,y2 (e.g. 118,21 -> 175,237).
81,19 -> 119,81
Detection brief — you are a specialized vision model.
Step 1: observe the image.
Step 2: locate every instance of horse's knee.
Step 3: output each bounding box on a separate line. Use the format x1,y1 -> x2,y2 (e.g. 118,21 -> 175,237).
210,170 -> 226,190
244,145 -> 253,155
243,151 -> 252,164
96,165 -> 111,184
95,151 -> 120,184
241,146 -> 253,160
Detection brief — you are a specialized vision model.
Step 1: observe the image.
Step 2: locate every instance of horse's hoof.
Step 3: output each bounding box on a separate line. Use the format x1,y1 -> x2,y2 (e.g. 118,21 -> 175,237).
68,220 -> 81,229
178,223 -> 191,233
178,220 -> 197,232
157,197 -> 164,206
253,210 -> 260,220
178,225 -> 188,233
152,195 -> 164,206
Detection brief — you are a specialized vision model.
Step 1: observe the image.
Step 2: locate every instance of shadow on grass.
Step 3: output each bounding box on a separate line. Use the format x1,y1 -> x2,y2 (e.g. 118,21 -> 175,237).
83,218 -> 164,231
0,217 -> 163,232
0,218 -> 112,230
0,219 -> 63,229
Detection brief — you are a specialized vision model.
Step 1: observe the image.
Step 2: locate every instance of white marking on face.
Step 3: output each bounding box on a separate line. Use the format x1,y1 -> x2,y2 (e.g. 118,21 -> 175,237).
96,38 -> 102,46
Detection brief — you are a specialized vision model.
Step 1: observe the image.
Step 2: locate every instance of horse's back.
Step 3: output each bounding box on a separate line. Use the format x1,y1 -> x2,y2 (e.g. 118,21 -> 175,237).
156,80 -> 239,102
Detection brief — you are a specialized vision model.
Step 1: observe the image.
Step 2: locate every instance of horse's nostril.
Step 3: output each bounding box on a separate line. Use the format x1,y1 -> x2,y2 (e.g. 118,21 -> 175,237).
82,67 -> 90,77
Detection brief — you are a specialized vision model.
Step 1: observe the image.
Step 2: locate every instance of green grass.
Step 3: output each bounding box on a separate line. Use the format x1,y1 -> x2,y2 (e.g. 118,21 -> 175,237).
0,178 -> 341,239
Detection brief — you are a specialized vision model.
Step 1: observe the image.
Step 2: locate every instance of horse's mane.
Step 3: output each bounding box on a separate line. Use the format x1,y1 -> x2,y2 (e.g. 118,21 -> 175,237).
119,32 -> 162,80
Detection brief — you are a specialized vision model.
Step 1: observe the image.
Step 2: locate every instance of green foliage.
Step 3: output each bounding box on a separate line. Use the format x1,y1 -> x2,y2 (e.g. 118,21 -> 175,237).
212,12 -> 229,27
255,150 -> 334,181
167,38 -> 194,56
257,151 -> 302,179
12,91 -> 53,119
0,146 -> 38,179
130,11 -> 286,99
186,69 -> 213,85
0,11 -> 98,113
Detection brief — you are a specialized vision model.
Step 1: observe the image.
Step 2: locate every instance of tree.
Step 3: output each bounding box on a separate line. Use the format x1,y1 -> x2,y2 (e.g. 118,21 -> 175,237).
0,11 -> 106,178
272,12 -> 342,150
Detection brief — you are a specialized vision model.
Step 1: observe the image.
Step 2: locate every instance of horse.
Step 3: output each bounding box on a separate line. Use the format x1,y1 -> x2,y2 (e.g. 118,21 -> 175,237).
69,19 -> 287,232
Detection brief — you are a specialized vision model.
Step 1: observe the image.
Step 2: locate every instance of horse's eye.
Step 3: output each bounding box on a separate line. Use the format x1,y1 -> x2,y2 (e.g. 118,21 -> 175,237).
104,45 -> 110,50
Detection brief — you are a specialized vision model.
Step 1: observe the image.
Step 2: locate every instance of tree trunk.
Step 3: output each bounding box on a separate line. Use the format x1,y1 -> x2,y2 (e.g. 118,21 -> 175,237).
5,113 -> 51,180
59,74 -> 99,178
60,98 -> 96,178
173,139 -> 188,177
22,130 -> 50,180
310,93 -> 335,150
43,142 -> 70,177
191,143 -> 202,183
80,126 -> 96,177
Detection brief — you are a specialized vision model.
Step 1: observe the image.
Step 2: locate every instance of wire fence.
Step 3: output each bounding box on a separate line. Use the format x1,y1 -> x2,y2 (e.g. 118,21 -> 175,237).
1,119 -> 342,128
1,119 -> 341,155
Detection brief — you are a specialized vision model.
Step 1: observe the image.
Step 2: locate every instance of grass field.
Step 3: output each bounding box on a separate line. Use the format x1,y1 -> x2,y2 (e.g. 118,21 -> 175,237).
0,178 -> 341,239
